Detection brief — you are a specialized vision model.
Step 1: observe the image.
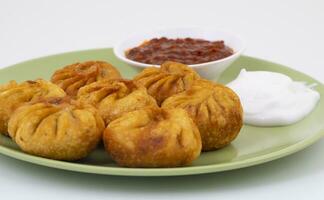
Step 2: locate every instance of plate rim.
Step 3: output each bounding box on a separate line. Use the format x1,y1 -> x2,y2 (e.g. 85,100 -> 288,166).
0,130 -> 323,176
1,47 -> 323,86
0,48 -> 323,176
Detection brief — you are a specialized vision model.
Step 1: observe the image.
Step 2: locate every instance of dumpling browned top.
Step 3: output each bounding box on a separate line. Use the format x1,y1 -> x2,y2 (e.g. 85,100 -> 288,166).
51,61 -> 121,97
104,107 -> 202,167
8,97 -> 104,161
77,79 -> 157,125
134,61 -> 200,105
0,79 -> 66,135
162,79 -> 243,151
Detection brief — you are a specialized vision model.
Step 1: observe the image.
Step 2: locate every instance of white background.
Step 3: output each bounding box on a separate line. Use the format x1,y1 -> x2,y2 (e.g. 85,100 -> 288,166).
0,0 -> 323,199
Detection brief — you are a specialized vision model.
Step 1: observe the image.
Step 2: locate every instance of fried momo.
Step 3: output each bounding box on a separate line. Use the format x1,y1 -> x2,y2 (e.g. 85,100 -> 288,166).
134,61 -> 200,105
0,80 -> 66,135
104,107 -> 202,167
51,61 -> 121,97
162,80 -> 243,151
8,97 -> 105,161
77,79 -> 157,125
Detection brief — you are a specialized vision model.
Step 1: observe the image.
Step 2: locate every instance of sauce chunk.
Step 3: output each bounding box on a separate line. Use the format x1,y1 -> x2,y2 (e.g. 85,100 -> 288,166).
126,37 -> 234,65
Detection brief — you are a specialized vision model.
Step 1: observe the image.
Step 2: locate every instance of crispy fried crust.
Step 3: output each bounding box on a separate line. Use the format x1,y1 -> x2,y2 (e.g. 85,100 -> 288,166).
162,79 -> 243,151
104,107 -> 202,167
133,61 -> 200,105
8,97 -> 105,161
77,79 -> 158,125
0,80 -> 66,135
51,61 -> 121,97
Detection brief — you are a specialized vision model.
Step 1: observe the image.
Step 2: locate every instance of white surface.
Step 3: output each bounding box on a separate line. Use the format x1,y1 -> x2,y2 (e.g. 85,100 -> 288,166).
0,0 -> 323,199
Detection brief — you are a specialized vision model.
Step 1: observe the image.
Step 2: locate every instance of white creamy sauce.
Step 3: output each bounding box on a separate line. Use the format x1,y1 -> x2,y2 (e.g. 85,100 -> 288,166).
227,69 -> 320,126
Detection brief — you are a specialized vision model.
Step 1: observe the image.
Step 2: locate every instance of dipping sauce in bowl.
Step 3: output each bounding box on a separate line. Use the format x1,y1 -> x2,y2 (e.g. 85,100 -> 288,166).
125,37 -> 234,65
114,28 -> 244,79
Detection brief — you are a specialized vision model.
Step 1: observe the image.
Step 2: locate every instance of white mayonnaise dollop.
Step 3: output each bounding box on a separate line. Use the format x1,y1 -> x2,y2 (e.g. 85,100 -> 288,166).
227,69 -> 320,126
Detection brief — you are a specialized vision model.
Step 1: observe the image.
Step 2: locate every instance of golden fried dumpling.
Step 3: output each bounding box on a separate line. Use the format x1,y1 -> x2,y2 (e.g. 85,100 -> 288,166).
134,61 -> 200,105
51,61 -> 122,97
77,79 -> 157,125
8,97 -> 104,161
0,80 -> 66,135
104,107 -> 202,167
162,79 -> 243,151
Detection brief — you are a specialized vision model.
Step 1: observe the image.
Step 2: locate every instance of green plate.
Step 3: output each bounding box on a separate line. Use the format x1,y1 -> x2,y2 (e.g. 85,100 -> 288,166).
0,48 -> 323,176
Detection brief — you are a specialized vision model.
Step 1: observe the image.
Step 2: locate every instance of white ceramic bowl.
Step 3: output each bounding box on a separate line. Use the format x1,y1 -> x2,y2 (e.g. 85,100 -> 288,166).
113,28 -> 245,80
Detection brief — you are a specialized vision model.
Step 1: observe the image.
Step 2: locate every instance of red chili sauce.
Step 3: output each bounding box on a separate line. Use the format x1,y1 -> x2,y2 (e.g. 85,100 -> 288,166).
125,37 -> 234,65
